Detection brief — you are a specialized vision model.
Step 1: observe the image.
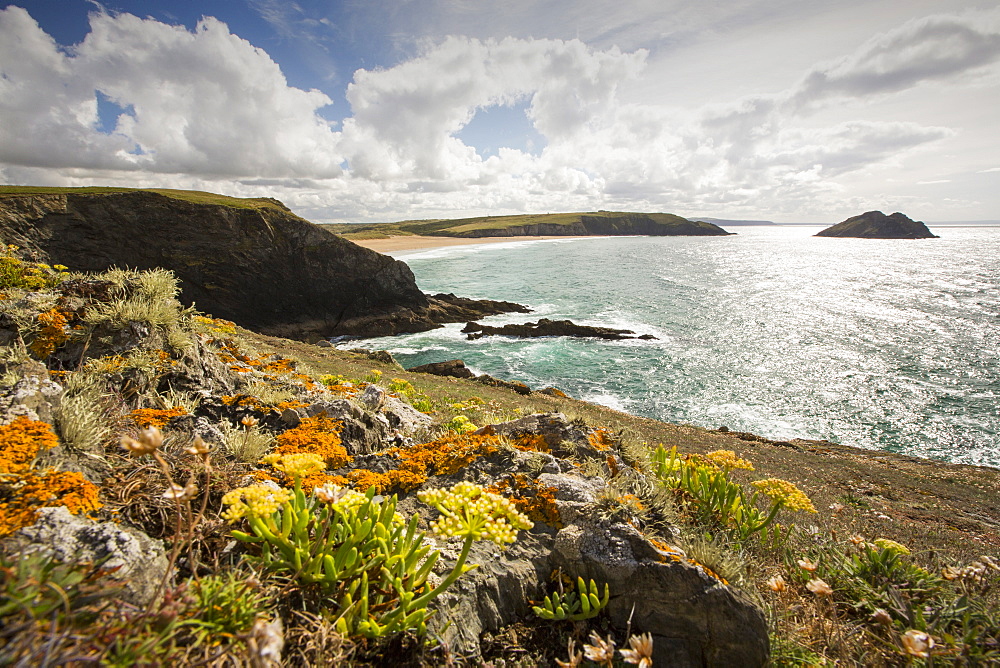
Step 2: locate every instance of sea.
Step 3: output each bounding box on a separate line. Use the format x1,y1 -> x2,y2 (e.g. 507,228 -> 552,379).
344,225 -> 1000,468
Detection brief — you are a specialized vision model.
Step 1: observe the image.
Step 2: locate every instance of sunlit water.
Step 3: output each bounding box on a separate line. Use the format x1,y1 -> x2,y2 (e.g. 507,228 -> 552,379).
346,226 -> 1000,468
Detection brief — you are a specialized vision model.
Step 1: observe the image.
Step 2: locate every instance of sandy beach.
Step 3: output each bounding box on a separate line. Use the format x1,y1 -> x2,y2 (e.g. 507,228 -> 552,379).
349,234 -> 586,253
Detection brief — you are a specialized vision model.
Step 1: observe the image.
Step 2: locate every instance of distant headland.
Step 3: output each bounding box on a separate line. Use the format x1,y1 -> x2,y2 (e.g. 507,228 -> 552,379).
323,210 -> 731,240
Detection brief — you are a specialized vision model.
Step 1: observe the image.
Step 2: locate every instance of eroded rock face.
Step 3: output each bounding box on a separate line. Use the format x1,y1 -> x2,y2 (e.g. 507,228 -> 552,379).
0,192 -> 527,340
815,211 -> 938,239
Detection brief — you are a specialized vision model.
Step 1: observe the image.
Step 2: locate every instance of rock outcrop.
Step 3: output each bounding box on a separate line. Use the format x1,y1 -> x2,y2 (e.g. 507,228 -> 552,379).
406,358 -> 534,394
0,191 -> 527,340
815,211 -> 938,239
463,318 -> 657,341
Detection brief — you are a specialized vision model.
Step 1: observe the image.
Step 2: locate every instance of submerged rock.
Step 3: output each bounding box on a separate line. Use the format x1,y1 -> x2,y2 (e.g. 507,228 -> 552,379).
815,211 -> 938,239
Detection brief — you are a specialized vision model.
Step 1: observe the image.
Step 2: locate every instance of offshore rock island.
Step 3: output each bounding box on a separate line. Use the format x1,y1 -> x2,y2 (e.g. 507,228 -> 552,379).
815,210 -> 939,239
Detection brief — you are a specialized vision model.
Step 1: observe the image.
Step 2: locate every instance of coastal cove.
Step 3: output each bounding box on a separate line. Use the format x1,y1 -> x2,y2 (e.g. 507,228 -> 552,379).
348,226 -> 1000,468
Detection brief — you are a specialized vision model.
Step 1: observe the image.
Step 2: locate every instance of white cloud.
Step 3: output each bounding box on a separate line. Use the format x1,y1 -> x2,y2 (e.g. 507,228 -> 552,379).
0,6 -> 343,178
788,12 -> 1000,110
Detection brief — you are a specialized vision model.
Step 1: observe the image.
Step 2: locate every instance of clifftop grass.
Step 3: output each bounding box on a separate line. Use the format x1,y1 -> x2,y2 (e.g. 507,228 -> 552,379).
0,186 -> 292,213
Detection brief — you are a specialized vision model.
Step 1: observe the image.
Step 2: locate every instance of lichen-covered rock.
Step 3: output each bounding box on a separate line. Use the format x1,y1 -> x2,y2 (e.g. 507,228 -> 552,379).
481,413 -> 622,463
0,359 -> 62,425
10,506 -> 169,606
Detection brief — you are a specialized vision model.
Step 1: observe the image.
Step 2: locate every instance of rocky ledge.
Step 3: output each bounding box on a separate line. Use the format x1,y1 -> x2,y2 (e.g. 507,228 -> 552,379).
815,211 -> 938,239
462,318 -> 658,341
0,190 -> 528,341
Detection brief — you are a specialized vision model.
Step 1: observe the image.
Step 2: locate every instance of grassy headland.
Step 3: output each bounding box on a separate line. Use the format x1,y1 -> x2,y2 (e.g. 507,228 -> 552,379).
324,210 -> 724,239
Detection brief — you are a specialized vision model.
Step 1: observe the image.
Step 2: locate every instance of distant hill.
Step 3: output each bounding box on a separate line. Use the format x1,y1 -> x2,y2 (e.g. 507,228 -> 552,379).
689,216 -> 776,226
325,211 -> 730,239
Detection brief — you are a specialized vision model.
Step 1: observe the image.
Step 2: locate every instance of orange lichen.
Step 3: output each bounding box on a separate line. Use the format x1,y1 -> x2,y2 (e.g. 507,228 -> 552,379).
648,538 -> 728,585
274,415 -> 351,469
0,416 -> 60,475
0,419 -> 102,537
488,474 -> 562,528
29,307 -> 71,358
587,428 -> 616,452
129,406 -> 188,428
512,434 -> 550,453
325,433 -> 502,495
222,395 -> 265,410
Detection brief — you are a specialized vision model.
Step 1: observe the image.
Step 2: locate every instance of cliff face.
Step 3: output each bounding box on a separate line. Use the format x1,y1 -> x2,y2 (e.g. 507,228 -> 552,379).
815,211 -> 938,239
0,191 -> 524,340
448,213 -> 730,237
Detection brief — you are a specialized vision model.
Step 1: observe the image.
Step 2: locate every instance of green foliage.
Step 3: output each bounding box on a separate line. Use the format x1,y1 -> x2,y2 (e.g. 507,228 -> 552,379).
0,549 -> 113,622
187,572 -> 270,638
789,539 -> 1000,664
0,186 -> 293,212
532,577 -> 610,621
224,462 -> 532,639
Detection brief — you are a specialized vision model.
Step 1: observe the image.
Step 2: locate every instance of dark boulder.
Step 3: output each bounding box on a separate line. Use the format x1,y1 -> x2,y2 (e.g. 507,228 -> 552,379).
407,359 -> 476,379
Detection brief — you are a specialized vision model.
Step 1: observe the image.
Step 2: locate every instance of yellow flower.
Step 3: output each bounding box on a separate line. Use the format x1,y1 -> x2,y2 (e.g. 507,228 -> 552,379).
221,484 -> 293,522
766,575 -> 787,592
261,452 -> 325,480
703,450 -> 754,471
751,479 -> 817,513
418,481 -> 533,546
873,538 -> 910,555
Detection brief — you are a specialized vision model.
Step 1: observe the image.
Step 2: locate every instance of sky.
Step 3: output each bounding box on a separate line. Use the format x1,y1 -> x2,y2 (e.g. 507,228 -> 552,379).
1,1 -> 999,223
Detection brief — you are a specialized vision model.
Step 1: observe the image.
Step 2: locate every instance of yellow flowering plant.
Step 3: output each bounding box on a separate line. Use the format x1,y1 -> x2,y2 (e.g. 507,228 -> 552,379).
651,445 -> 815,544
223,460 -> 532,639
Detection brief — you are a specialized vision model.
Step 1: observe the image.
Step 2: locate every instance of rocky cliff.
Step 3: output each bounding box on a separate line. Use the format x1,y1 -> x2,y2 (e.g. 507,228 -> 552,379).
815,211 -> 938,239
0,190 -> 526,340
